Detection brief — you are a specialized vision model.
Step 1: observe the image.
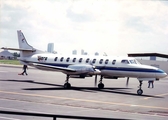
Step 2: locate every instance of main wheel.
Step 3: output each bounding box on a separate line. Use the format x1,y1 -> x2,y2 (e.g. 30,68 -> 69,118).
64,83 -> 71,89
137,89 -> 143,95
98,83 -> 104,89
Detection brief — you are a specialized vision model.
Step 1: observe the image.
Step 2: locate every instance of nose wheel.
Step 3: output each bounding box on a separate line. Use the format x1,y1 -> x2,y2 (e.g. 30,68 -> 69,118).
137,81 -> 143,95
137,89 -> 143,95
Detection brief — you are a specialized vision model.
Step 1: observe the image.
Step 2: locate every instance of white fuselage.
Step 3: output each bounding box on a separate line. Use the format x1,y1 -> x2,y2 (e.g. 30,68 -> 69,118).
19,53 -> 167,80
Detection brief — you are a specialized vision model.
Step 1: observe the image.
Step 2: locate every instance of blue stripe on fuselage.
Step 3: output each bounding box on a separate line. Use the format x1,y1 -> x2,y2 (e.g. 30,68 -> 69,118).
24,61 -> 163,73
97,66 -> 163,73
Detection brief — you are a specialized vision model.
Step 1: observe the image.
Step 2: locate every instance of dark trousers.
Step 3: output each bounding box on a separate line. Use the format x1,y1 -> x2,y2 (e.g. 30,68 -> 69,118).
22,69 -> 27,75
148,81 -> 154,88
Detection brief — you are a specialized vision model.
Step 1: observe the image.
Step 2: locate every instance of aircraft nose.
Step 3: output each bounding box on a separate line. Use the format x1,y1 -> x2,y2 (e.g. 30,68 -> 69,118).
162,72 -> 167,77
156,69 -> 167,78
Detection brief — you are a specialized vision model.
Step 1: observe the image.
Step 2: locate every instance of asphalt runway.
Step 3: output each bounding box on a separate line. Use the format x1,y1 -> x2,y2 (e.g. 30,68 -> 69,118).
0,65 -> 168,120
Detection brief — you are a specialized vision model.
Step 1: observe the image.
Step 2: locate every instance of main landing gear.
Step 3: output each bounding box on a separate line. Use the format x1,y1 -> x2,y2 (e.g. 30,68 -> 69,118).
64,75 -> 71,89
137,81 -> 143,95
98,75 -> 104,89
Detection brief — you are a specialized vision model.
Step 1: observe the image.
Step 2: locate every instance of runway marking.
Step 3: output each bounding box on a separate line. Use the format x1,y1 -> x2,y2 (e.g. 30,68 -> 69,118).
144,93 -> 168,100
0,71 -> 7,72
0,116 -> 21,120
0,90 -> 168,110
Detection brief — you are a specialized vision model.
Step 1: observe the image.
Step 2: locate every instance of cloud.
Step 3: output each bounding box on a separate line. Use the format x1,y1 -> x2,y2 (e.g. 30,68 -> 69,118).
1,0 -> 168,55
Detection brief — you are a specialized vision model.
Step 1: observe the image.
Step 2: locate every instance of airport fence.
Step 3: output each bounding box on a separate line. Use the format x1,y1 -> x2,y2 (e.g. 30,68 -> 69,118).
0,110 -> 130,120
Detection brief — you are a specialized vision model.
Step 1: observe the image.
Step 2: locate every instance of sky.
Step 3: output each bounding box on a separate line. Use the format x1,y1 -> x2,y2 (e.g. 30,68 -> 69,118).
1,0 -> 168,56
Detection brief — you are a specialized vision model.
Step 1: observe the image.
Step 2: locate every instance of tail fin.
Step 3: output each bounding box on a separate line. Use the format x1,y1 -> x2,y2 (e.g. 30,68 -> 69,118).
17,30 -> 34,50
1,30 -> 43,57
17,30 -> 38,57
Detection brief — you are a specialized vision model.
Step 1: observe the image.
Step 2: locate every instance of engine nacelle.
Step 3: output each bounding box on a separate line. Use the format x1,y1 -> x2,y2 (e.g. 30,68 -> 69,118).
67,64 -> 101,75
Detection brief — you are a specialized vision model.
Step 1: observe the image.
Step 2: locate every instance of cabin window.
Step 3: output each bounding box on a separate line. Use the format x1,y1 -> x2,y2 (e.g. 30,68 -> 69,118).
66,57 -> 70,62
72,58 -> 76,62
105,59 -> 109,64
99,59 -> 103,64
54,57 -> 58,61
79,58 -> 83,63
60,57 -> 64,62
86,58 -> 90,63
121,59 -> 129,64
112,60 -> 116,65
92,59 -> 96,64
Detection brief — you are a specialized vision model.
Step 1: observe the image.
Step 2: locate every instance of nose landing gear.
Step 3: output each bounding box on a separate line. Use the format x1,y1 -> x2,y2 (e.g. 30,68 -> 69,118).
137,81 -> 143,95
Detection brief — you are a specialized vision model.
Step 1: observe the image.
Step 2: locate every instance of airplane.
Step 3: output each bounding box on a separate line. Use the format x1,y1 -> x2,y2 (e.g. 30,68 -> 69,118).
1,30 -> 167,95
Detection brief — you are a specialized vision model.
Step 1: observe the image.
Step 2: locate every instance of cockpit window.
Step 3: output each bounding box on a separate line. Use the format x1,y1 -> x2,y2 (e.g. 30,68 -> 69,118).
129,60 -> 136,64
129,59 -> 140,64
121,60 -> 129,64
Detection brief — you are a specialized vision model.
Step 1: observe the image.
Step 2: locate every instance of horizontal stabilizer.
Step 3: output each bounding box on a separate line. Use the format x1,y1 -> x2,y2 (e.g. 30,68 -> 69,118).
1,47 -> 36,52
33,63 -> 76,72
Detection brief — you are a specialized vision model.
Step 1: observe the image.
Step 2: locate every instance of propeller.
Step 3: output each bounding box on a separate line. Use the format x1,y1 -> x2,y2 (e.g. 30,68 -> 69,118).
126,77 -> 129,87
95,74 -> 97,87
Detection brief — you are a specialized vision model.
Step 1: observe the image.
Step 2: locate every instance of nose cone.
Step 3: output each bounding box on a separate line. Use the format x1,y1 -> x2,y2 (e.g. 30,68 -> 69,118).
156,69 -> 167,78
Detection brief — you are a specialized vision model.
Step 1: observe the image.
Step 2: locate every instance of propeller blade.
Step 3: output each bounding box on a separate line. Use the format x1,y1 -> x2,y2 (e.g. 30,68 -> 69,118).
126,77 -> 129,87
95,75 -> 97,87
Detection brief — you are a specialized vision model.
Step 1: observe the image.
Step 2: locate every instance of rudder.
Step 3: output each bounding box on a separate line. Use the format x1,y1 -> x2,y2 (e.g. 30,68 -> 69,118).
17,30 -> 34,50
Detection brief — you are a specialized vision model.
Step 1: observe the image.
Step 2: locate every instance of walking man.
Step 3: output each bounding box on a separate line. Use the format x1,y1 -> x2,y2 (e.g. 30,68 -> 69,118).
22,65 -> 28,75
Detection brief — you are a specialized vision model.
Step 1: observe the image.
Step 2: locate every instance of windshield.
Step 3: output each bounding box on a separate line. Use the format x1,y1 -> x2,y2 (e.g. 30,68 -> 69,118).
129,59 -> 140,64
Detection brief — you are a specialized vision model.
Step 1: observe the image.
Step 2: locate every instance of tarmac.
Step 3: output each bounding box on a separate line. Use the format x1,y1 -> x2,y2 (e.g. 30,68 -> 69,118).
0,64 -> 168,120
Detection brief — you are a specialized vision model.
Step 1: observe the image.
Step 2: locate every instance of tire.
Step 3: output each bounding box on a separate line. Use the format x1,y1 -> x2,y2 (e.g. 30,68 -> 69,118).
64,83 -> 71,89
98,83 -> 104,89
137,89 -> 143,95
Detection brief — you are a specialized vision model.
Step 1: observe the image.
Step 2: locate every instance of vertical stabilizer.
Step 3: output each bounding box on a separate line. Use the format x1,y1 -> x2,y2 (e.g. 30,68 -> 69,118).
17,30 -> 34,50
17,30 -> 43,57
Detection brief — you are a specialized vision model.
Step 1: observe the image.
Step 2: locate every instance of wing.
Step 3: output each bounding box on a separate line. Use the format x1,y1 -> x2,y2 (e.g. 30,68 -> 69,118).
32,63 -> 76,72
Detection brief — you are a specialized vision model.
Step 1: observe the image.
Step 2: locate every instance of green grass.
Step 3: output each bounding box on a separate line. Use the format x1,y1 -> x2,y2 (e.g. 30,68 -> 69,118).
0,60 -> 21,65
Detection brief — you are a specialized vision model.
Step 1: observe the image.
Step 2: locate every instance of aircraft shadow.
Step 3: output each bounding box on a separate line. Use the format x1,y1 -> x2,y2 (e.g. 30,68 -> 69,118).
0,79 -> 163,98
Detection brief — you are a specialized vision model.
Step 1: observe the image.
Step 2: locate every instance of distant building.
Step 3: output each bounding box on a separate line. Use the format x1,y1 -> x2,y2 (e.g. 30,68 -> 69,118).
84,52 -> 88,55
0,50 -> 14,59
81,49 -> 84,55
47,43 -> 54,53
95,52 -> 99,56
72,50 -> 77,55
